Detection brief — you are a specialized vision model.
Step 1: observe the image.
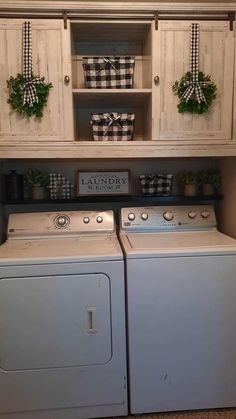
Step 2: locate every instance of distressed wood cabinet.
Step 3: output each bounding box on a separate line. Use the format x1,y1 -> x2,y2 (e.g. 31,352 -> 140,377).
0,19 -> 73,143
0,6 -> 236,158
152,21 -> 235,144
70,19 -> 235,145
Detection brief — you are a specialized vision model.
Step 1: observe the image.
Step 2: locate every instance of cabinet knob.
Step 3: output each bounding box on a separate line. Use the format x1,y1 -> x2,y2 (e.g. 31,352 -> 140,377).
154,75 -> 160,86
64,75 -> 70,84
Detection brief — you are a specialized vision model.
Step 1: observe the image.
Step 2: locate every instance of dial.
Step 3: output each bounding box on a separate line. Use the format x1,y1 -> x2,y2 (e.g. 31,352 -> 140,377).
54,214 -> 70,228
128,212 -> 135,221
188,211 -> 197,219
163,210 -> 174,221
141,212 -> 148,221
83,217 -> 90,224
201,210 -> 210,219
96,216 -> 103,223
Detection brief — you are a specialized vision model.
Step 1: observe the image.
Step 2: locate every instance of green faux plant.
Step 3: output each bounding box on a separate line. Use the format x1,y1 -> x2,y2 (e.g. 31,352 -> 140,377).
180,170 -> 199,185
24,169 -> 49,188
7,73 -> 53,118
172,71 -> 217,115
198,169 -> 221,186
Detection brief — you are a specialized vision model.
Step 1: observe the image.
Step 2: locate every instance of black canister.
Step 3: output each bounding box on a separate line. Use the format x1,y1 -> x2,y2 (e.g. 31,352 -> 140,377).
5,170 -> 24,200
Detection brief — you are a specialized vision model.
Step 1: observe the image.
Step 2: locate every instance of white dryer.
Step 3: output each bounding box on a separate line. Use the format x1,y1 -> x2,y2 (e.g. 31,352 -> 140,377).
0,210 -> 127,419
119,205 -> 236,414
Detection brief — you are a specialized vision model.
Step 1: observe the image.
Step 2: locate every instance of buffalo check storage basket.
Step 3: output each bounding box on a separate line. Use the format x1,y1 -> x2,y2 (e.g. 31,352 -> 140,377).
140,174 -> 174,196
91,112 -> 135,141
82,57 -> 135,88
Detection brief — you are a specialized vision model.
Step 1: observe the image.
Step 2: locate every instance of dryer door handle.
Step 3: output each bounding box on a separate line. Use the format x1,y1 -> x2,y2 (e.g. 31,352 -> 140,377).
87,307 -> 97,333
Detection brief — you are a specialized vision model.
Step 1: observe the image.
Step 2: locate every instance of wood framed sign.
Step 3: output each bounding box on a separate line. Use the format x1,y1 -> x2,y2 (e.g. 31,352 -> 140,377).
77,170 -> 131,196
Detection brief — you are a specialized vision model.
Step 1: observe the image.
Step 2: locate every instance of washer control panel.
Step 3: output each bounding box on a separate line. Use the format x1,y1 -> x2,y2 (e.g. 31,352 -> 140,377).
8,210 -> 115,238
120,205 -> 217,231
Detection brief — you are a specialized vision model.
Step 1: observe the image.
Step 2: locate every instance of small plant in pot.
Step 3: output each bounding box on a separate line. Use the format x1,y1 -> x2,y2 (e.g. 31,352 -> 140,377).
24,169 -> 49,200
198,169 -> 221,196
180,170 -> 199,197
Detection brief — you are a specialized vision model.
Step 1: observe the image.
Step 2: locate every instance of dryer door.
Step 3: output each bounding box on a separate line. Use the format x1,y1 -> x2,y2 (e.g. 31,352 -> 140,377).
0,273 -> 111,370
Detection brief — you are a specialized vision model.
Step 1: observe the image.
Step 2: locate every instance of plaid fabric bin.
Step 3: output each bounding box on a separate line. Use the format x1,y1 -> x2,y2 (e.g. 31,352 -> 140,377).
91,112 -> 135,141
49,173 -> 73,200
82,57 -> 135,88
140,174 -> 173,196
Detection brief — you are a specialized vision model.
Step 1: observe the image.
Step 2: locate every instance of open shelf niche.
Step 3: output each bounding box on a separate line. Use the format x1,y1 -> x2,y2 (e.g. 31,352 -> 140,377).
71,20 -> 153,142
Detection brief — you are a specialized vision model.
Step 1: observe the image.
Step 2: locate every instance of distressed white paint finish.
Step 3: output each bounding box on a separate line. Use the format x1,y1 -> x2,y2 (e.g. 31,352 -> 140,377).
1,141 -> 236,159
0,19 -> 73,142
153,21 -> 235,143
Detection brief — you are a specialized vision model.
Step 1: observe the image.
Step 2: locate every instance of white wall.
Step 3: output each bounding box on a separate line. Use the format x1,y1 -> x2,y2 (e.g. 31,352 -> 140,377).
219,157 -> 236,238
0,161 -> 6,243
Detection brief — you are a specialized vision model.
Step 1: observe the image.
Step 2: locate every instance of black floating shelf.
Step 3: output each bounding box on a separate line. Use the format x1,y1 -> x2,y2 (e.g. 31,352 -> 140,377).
3,195 -> 223,205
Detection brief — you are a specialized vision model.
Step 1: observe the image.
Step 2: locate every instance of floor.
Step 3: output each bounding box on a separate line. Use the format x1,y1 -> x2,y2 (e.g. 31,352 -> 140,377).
108,409 -> 236,419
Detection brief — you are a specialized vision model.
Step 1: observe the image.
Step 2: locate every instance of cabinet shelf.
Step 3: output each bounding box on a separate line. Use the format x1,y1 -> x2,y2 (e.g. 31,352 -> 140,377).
73,89 -> 151,108
3,195 -> 223,206
73,89 -> 152,94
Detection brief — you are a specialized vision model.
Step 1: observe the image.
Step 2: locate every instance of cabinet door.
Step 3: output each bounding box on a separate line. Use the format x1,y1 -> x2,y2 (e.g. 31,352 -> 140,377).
0,19 -> 73,142
152,21 -> 234,143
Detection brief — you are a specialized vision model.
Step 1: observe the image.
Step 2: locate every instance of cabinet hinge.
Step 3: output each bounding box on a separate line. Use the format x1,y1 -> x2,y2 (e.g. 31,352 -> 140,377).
229,12 -> 235,31
154,11 -> 159,31
63,11 -> 68,30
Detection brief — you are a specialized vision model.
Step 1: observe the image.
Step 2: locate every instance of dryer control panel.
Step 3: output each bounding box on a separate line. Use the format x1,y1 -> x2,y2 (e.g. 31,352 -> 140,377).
8,210 -> 115,238
120,205 -> 217,231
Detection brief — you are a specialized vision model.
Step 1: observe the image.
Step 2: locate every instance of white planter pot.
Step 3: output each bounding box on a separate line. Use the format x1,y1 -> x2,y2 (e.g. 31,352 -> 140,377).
202,183 -> 215,196
184,184 -> 198,197
32,187 -> 46,200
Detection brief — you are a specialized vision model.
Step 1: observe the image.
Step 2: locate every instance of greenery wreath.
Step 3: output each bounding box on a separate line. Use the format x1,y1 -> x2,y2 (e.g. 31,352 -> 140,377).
172,71 -> 217,115
7,73 -> 53,118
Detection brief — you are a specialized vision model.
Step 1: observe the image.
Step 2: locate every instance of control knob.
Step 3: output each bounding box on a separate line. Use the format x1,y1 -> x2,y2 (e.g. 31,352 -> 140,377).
163,210 -> 174,221
96,216 -> 103,223
83,217 -> 90,224
201,210 -> 210,219
128,213 -> 135,221
188,211 -> 197,219
55,214 -> 69,228
141,212 -> 148,221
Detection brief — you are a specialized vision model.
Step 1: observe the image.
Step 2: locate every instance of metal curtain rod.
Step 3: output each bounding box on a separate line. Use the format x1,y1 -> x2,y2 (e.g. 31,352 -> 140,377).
0,10 -> 234,22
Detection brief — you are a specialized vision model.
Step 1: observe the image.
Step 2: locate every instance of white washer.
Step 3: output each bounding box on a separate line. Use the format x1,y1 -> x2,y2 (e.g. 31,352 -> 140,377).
119,205 -> 236,414
0,210 -> 127,419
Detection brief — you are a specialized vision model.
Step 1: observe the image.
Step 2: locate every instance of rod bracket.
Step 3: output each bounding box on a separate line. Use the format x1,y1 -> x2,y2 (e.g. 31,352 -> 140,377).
154,11 -> 159,31
63,11 -> 68,30
229,12 -> 235,31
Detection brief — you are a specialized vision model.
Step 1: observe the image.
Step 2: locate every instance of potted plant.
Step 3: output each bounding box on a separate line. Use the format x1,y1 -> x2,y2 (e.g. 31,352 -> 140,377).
24,169 -> 49,200
198,169 -> 221,196
179,170 -> 199,197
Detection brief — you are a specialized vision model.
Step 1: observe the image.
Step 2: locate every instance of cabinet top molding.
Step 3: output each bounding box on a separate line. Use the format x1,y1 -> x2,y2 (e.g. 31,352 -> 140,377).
0,1 -> 236,13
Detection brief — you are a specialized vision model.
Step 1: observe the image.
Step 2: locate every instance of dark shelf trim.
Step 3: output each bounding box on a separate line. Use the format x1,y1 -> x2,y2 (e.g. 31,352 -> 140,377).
3,195 -> 223,205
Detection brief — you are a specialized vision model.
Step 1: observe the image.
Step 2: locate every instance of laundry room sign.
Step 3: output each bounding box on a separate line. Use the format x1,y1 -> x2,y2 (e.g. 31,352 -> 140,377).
77,170 -> 130,196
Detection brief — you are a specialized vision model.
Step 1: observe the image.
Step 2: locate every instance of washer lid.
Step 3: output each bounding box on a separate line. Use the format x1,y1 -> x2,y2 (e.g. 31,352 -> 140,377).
120,230 -> 236,258
0,235 -> 123,264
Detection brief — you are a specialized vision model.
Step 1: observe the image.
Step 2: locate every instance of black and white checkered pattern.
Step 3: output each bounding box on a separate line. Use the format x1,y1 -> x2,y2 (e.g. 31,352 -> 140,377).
23,21 -> 32,80
91,112 -> 135,141
82,57 -> 135,88
22,21 -> 41,107
191,23 -> 199,83
139,174 -> 173,196
49,173 -> 73,200
181,23 -> 208,104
